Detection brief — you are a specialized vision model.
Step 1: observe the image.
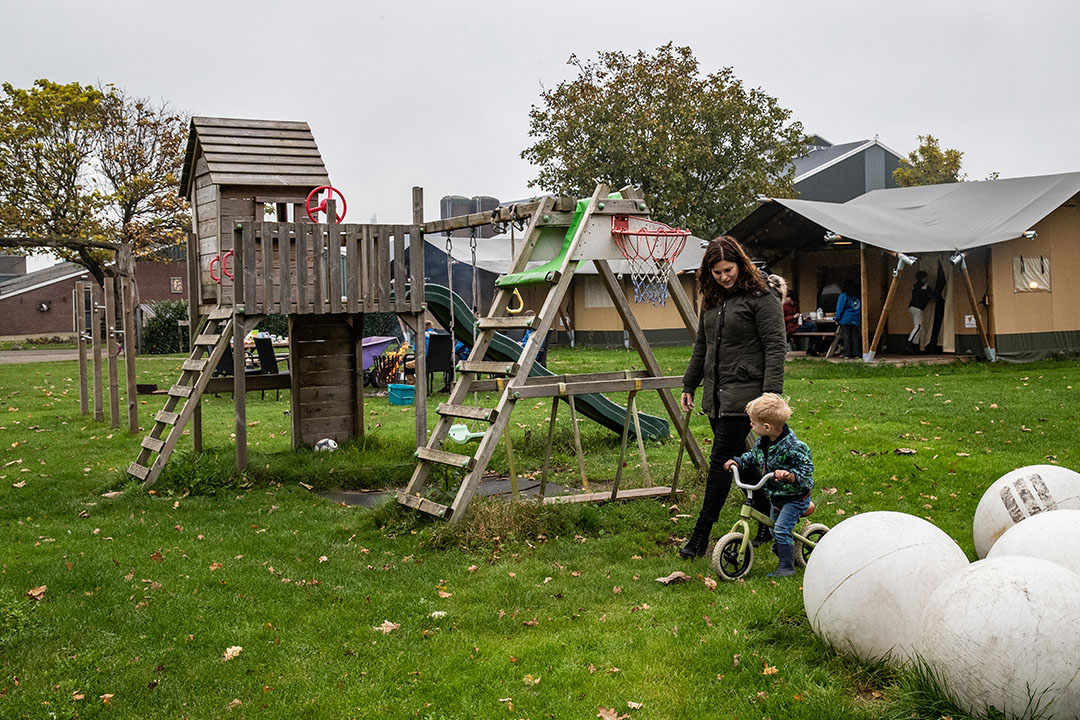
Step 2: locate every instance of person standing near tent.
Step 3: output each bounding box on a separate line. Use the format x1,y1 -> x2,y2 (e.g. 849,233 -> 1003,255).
679,236 -> 787,559
907,270 -> 931,354
834,279 -> 862,359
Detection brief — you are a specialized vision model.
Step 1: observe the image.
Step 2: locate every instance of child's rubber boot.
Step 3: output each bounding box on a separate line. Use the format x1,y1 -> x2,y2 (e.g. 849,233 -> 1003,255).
767,545 -> 796,577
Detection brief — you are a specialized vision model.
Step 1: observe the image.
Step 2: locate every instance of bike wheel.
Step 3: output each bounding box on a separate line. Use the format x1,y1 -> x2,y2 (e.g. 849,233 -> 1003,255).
711,532 -> 754,580
794,523 -> 830,567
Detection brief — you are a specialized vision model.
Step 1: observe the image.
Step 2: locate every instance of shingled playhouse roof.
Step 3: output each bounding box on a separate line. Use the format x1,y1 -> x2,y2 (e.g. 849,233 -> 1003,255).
179,117 -> 330,197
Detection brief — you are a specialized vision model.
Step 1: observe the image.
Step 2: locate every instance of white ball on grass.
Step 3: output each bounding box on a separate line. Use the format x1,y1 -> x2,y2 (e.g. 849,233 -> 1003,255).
916,556 -> 1080,719
986,507 -> 1080,576
802,511 -> 968,666
972,464 -> 1080,558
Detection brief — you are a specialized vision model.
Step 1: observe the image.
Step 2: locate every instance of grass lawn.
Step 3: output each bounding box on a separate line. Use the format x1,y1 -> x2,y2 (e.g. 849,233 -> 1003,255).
1,347 -> 1078,719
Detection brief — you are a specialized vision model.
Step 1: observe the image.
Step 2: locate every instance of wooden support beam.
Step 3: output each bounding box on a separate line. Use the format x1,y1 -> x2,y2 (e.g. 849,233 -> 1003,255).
866,259 -> 908,361
420,197 -> 577,234
956,254 -> 996,361
860,243 -> 870,359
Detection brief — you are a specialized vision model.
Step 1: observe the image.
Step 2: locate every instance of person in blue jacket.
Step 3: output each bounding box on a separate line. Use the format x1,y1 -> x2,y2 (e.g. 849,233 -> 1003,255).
834,279 -> 862,359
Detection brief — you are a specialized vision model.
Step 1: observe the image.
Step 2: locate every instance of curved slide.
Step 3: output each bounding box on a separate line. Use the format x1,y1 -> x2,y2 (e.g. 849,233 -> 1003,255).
423,283 -> 670,440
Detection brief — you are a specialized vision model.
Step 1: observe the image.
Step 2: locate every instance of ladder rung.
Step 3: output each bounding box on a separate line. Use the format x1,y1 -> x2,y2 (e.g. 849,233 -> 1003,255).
396,491 -> 451,518
477,316 -> 535,330
168,385 -> 194,398
208,307 -> 232,320
416,447 -> 475,470
458,360 -> 518,376
195,333 -> 220,346
127,462 -> 150,480
155,410 -> 179,425
141,436 -> 165,453
437,403 -> 498,422
182,358 -> 209,372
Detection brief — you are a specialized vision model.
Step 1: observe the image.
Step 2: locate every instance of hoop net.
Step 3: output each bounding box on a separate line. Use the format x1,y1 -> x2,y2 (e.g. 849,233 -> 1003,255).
611,216 -> 691,305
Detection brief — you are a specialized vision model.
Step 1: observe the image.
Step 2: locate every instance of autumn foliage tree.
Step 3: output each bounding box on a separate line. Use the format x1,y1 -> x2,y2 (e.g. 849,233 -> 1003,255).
892,134 -> 965,187
0,79 -> 189,285
521,44 -> 806,238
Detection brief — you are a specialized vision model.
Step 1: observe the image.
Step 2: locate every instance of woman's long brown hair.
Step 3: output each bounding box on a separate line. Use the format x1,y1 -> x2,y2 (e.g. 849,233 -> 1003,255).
697,236 -> 768,309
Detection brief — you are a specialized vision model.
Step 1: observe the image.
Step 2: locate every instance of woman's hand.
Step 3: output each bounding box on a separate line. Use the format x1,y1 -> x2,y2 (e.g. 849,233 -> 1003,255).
723,459 -> 738,472
680,392 -> 694,413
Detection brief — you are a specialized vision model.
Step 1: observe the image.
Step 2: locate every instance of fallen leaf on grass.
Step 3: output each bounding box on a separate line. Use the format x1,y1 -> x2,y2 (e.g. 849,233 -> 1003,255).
437,590 -> 452,598
227,698 -> 242,708
703,577 -> 717,591
12,480 -> 25,488
26,585 -> 46,601
762,662 -> 779,675
209,562 -> 223,571
597,707 -> 628,720
523,674 -> 540,686
100,693 -> 114,703
223,646 -> 243,661
373,620 -> 400,634
655,571 -> 691,585
894,448 -> 917,455
627,701 -> 643,710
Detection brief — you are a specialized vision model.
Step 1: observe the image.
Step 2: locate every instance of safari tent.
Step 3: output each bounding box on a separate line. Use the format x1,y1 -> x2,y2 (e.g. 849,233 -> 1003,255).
729,172 -> 1080,362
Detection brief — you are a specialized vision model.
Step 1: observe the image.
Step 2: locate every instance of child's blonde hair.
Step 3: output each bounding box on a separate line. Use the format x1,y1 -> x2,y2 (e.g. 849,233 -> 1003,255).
745,392 -> 792,426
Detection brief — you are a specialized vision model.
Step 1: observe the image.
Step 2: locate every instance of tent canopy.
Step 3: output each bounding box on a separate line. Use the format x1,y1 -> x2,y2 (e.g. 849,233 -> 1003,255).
730,172 -> 1080,255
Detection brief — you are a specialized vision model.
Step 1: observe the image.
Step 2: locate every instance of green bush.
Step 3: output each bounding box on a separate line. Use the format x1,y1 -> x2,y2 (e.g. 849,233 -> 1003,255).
256,313 -> 288,338
363,312 -> 401,338
140,299 -> 189,354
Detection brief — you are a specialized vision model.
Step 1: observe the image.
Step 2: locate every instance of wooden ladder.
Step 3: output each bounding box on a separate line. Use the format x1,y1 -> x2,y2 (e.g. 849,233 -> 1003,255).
127,306 -> 234,488
399,188 -> 613,522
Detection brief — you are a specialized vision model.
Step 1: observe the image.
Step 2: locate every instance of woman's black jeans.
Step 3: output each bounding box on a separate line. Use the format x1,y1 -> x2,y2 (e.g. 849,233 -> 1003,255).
691,415 -> 771,537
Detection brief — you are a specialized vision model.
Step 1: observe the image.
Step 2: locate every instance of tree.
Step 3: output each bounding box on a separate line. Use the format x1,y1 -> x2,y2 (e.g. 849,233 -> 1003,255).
892,134 -> 965,187
0,79 -> 189,285
521,44 -> 806,238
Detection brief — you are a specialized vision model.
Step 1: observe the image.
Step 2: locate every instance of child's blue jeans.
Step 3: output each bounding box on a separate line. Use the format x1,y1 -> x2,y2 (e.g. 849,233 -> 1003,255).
770,496 -> 811,547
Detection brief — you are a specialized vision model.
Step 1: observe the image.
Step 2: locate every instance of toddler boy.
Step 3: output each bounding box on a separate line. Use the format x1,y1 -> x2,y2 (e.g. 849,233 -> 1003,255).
724,393 -> 814,577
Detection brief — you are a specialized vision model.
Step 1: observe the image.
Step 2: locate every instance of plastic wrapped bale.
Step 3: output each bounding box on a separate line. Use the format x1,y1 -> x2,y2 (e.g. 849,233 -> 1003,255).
802,511 -> 968,666
916,556 -> 1080,720
986,507 -> 1080,576
972,464 -> 1080,558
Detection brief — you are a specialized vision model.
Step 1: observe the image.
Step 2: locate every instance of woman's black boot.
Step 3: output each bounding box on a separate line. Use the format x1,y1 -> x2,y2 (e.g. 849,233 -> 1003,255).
679,522 -> 712,558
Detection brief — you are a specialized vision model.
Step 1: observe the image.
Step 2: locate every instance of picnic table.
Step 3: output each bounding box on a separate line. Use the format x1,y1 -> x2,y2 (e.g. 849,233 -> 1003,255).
791,315 -> 842,358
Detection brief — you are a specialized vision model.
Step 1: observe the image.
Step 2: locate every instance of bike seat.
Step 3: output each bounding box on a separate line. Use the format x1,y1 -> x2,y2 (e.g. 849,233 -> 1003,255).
802,501 -> 816,518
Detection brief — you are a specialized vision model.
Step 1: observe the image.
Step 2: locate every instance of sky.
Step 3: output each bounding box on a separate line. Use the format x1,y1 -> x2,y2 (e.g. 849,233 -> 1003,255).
6,0 -> 1079,271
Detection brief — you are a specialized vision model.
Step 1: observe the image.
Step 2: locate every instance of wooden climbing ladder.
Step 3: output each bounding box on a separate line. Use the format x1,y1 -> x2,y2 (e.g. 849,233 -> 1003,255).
399,185 -> 705,522
127,306 -> 234,488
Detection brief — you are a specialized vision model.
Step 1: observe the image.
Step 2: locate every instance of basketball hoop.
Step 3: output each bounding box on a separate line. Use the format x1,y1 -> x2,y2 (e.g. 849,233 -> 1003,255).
611,216 -> 691,306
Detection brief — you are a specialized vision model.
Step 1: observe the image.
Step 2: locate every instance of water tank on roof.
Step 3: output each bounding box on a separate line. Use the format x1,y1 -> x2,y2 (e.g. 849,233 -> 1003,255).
472,196 -> 499,238
440,195 -> 472,238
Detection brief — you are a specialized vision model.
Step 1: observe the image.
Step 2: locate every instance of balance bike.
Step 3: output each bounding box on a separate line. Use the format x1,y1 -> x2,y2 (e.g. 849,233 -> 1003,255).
710,466 -> 830,581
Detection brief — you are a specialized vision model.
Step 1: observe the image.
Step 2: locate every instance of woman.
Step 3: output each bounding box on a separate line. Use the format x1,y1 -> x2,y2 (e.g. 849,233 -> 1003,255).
679,236 -> 787,558
834,279 -> 862,359
907,270 -> 931,354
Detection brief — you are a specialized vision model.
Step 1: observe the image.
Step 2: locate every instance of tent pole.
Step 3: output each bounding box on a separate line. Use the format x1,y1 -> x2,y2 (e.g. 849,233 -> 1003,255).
952,253 -> 996,362
859,243 -> 870,360
866,252 -> 916,362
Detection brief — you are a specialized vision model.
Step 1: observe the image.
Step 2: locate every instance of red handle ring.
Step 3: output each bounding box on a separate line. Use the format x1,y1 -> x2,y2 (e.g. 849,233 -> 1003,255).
222,249 -> 234,279
305,185 -> 347,223
209,255 -> 221,283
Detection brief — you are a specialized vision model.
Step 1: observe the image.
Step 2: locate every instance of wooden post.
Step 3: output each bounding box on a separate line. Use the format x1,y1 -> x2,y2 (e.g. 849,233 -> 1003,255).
539,396 -> 560,497
567,395 -> 589,491
121,276 -> 138,434
955,253 -> 996,361
233,223 -> 248,472
75,282 -> 89,416
186,230 -> 202,449
669,410 -> 692,501
353,314 -> 365,440
666,268 -> 698,343
412,187 -> 427,448
611,390 -> 637,500
105,276 -> 120,427
629,391 -> 652,487
91,282 -> 104,422
866,253 -> 915,362
859,243 -> 870,359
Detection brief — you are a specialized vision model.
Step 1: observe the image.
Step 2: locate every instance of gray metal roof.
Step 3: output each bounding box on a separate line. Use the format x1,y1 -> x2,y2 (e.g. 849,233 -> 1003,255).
793,140 -> 870,181
179,117 -> 331,197
0,261 -> 90,299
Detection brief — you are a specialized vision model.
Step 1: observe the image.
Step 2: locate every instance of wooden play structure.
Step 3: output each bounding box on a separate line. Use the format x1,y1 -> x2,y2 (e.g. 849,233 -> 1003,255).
127,117 -> 705,513
129,117 -> 433,487
400,184 -> 705,522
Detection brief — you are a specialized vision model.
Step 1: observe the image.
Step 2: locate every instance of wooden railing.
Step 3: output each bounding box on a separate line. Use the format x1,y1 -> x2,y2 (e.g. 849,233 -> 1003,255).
230,221 -> 424,316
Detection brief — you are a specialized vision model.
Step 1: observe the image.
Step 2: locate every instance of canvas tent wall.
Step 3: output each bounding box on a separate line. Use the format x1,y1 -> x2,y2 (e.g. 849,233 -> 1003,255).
729,172 -> 1080,361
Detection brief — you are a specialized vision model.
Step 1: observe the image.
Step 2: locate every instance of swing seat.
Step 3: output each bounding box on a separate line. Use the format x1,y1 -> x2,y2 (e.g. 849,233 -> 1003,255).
447,423 -> 486,444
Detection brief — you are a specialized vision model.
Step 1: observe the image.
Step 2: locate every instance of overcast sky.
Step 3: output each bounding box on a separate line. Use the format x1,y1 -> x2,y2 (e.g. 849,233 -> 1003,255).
7,0 -> 1079,271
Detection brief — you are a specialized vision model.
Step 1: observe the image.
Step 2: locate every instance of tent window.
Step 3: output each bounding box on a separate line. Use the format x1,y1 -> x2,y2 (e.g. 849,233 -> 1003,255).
1012,255 -> 1051,293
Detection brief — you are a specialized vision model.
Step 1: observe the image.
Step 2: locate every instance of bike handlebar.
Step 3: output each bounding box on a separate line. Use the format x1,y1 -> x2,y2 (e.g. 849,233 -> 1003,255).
731,465 -> 773,492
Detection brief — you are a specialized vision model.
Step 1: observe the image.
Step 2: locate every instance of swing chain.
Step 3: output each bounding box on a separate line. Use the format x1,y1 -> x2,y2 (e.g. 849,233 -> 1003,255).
445,231 -> 455,360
